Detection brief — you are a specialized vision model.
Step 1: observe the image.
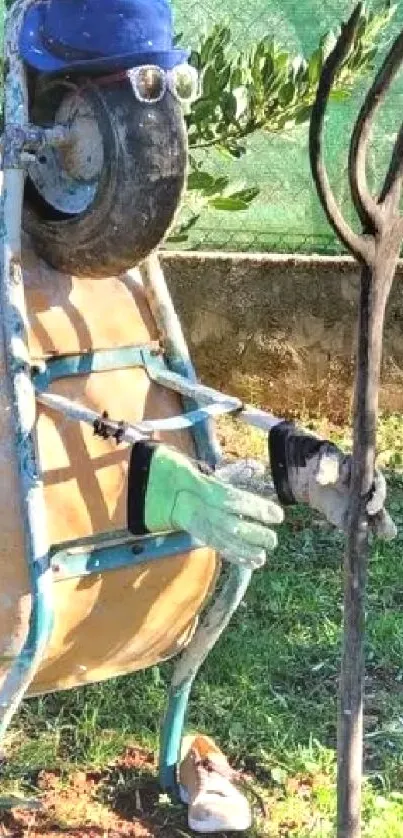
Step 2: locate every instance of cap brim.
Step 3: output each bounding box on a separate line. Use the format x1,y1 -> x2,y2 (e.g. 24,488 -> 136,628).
20,4 -> 189,74
53,49 -> 190,74
20,3 -> 68,72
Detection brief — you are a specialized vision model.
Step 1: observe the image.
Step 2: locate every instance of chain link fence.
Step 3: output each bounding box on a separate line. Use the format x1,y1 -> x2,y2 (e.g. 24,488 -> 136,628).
181,228 -> 345,255
171,0 -> 403,255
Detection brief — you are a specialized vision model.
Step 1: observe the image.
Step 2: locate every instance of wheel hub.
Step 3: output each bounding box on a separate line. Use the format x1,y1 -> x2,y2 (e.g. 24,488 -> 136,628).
28,90 -> 104,215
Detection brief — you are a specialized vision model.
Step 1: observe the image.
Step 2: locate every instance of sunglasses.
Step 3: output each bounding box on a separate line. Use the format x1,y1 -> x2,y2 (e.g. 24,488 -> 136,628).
95,63 -> 199,104
127,63 -> 199,104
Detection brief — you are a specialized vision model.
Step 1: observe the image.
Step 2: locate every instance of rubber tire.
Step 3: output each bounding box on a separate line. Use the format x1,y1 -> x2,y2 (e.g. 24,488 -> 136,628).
23,78 -> 187,277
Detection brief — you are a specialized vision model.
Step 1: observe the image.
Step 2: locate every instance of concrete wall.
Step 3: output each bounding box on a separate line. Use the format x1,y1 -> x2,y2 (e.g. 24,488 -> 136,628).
160,251 -> 403,423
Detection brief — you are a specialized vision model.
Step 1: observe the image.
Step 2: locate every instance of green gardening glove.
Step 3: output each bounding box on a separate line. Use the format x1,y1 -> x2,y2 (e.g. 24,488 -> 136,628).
127,441 -> 283,568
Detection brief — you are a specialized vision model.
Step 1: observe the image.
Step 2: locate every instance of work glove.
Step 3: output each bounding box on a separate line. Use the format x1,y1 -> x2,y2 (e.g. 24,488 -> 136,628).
127,441 -> 283,568
217,422 -> 396,540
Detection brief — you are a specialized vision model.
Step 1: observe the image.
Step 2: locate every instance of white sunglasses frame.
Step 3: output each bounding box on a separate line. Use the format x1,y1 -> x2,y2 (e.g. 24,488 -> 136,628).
127,63 -> 200,105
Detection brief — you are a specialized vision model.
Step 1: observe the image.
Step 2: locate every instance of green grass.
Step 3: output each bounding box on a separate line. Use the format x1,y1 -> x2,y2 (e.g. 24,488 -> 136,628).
2,415 -> 403,835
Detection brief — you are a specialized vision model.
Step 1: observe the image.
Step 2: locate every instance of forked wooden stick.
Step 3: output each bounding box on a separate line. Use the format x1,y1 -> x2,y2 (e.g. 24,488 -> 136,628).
309,6 -> 403,837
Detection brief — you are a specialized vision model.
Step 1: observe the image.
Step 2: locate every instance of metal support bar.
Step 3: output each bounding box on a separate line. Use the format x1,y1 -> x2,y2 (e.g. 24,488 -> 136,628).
159,565 -> 252,791
139,255 -> 222,467
36,388 -> 241,439
146,364 -> 242,411
146,363 -> 282,433
0,0 -> 54,739
32,344 -> 158,391
37,390 -> 145,442
50,531 -> 202,582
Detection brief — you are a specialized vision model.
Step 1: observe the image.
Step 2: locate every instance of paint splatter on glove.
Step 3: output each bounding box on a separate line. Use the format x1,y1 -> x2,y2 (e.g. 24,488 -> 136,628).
127,441 -> 284,568
268,421 -> 396,539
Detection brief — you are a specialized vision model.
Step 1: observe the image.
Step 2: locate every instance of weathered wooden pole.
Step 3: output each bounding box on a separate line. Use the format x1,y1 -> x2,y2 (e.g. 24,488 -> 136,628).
309,7 -> 403,836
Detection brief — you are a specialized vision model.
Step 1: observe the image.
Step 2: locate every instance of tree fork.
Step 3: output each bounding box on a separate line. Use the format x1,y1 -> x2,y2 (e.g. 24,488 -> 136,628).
309,7 -> 403,836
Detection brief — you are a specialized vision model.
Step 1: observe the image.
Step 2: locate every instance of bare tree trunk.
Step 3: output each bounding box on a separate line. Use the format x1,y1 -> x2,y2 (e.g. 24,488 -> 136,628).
337,266 -> 390,838
308,7 -> 403,834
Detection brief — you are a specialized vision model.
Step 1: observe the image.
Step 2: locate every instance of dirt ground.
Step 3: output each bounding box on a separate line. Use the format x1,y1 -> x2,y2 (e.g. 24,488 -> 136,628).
0,747 -> 189,838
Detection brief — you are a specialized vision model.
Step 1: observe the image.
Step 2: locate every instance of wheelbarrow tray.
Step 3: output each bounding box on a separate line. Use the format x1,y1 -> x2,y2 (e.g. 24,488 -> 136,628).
0,236 -> 218,697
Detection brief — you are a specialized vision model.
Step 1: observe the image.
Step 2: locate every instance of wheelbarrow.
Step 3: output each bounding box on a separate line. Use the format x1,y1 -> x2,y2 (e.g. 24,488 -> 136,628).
0,0 -> 281,797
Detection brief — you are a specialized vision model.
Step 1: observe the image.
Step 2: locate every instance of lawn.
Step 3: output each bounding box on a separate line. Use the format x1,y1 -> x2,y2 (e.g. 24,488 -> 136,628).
1,415 -> 403,836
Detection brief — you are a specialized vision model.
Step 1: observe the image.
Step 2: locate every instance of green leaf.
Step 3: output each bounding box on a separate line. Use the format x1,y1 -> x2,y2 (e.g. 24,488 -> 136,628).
216,145 -> 245,160
279,80 -> 295,107
216,63 -> 232,91
200,32 -> 219,65
252,47 -> 266,83
221,91 -> 238,123
262,52 -> 275,84
294,104 -> 313,124
329,89 -> 350,102
191,98 -> 213,124
167,214 -> 200,243
209,197 -> 249,211
212,47 -> 226,73
230,66 -> 243,89
187,171 -> 216,191
176,215 -> 200,234
189,49 -> 202,73
207,176 -> 229,195
274,51 -> 289,74
225,187 -> 259,204
167,233 -> 191,243
202,65 -> 220,98
308,47 -> 323,85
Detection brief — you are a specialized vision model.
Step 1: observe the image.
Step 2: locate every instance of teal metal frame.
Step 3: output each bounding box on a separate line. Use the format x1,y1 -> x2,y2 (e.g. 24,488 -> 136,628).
139,256 -> 254,793
0,0 -> 55,746
49,531 -> 202,581
0,0 -> 257,805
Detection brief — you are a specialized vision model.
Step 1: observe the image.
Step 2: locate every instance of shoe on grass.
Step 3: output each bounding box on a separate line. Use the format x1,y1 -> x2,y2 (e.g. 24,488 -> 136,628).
178,734 -> 252,833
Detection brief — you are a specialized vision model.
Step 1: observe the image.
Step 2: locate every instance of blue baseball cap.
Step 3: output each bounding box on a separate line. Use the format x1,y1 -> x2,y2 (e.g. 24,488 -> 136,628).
20,0 -> 189,74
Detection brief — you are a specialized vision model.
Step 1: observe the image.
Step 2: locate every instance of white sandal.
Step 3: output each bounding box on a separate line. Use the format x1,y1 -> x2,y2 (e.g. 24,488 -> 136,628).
179,734 -> 252,833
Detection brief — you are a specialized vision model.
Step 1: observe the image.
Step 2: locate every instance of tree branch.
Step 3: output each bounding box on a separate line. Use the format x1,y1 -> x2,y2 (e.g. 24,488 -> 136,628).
349,28 -> 403,230
309,4 -> 373,264
379,120 -> 403,214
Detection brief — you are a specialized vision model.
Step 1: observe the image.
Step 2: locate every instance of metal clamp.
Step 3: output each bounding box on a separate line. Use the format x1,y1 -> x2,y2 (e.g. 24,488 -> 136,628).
1,123 -> 72,168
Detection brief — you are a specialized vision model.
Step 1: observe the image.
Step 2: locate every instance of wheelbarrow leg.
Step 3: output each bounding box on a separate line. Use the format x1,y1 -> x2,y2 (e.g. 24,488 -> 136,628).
138,256 -> 253,791
159,564 -> 252,792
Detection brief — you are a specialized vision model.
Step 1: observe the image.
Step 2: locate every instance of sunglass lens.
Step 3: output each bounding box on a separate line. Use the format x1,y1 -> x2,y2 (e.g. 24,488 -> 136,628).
171,64 -> 199,102
129,66 -> 166,102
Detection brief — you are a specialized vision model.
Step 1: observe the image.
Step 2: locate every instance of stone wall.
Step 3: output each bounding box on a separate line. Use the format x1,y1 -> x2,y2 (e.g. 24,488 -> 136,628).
160,251 -> 403,423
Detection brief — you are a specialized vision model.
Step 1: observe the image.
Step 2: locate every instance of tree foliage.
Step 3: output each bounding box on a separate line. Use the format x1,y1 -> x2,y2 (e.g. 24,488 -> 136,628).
171,3 -> 395,240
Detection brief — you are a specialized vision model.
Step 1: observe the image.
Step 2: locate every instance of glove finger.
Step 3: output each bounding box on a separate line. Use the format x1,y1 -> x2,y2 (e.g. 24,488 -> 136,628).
211,527 -> 268,567
215,511 -> 278,554
216,458 -> 275,498
191,519 -> 269,568
213,480 -> 284,526
369,508 -> 397,540
314,450 -> 343,486
220,546 -> 266,569
185,508 -> 277,566
367,468 -> 387,515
